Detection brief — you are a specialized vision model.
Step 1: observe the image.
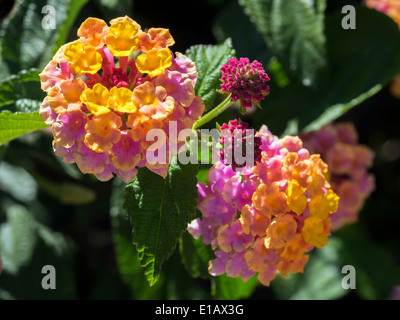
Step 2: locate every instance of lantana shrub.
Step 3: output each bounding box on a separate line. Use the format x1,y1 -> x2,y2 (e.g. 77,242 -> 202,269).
1,3 -> 389,298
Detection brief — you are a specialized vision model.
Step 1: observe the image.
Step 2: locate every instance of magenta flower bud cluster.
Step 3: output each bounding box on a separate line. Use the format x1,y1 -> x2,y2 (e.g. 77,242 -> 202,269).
300,122 -> 375,230
220,57 -> 270,109
219,119 -> 262,170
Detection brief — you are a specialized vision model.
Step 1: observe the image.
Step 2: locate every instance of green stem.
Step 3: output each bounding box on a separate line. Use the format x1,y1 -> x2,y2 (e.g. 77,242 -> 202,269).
193,94 -> 234,130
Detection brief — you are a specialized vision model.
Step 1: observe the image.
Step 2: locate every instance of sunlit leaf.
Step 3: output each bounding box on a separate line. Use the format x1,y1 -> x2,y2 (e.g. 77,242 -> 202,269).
124,160 -> 198,286
0,111 -> 47,146
239,0 -> 327,88
0,69 -> 44,113
185,38 -> 236,110
211,274 -> 260,300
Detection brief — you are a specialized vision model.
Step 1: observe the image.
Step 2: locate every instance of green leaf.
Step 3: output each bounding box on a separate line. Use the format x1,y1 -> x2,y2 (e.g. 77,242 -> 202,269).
213,1 -> 270,65
0,161 -> 38,202
0,0 -> 88,77
0,111 -> 48,146
1,147 -> 96,205
185,38 -> 236,110
179,230 -> 214,279
239,0 -> 327,87
25,166 -> 97,205
0,205 -> 38,275
302,85 -> 381,133
211,274 -> 260,300
254,6 -> 400,135
196,166 -> 211,184
124,160 -> 199,286
302,5 -> 400,132
0,69 -> 44,112
113,181 -> 211,299
111,179 -> 165,299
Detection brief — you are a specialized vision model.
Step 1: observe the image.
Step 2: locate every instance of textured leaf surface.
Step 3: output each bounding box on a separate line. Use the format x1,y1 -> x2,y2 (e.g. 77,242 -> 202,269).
211,274 -> 260,300
124,161 -> 198,286
0,69 -> 44,112
0,112 -> 47,146
0,205 -> 37,275
253,6 -> 400,135
185,38 -> 236,110
179,229 -> 214,280
239,0 -> 327,87
111,179 -> 165,299
0,0 -> 88,77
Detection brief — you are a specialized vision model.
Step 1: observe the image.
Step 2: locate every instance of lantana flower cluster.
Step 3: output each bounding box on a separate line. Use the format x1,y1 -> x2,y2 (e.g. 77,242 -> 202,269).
39,16 -> 204,182
300,122 -> 375,230
220,57 -> 270,110
188,122 -> 340,286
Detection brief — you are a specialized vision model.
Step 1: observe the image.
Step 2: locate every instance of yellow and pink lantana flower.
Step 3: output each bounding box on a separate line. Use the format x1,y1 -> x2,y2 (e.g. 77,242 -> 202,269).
39,16 -> 204,182
189,121 -> 340,286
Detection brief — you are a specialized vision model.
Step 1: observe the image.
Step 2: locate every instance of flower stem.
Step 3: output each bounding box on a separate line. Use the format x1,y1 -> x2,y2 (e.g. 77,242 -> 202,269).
193,94 -> 234,130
